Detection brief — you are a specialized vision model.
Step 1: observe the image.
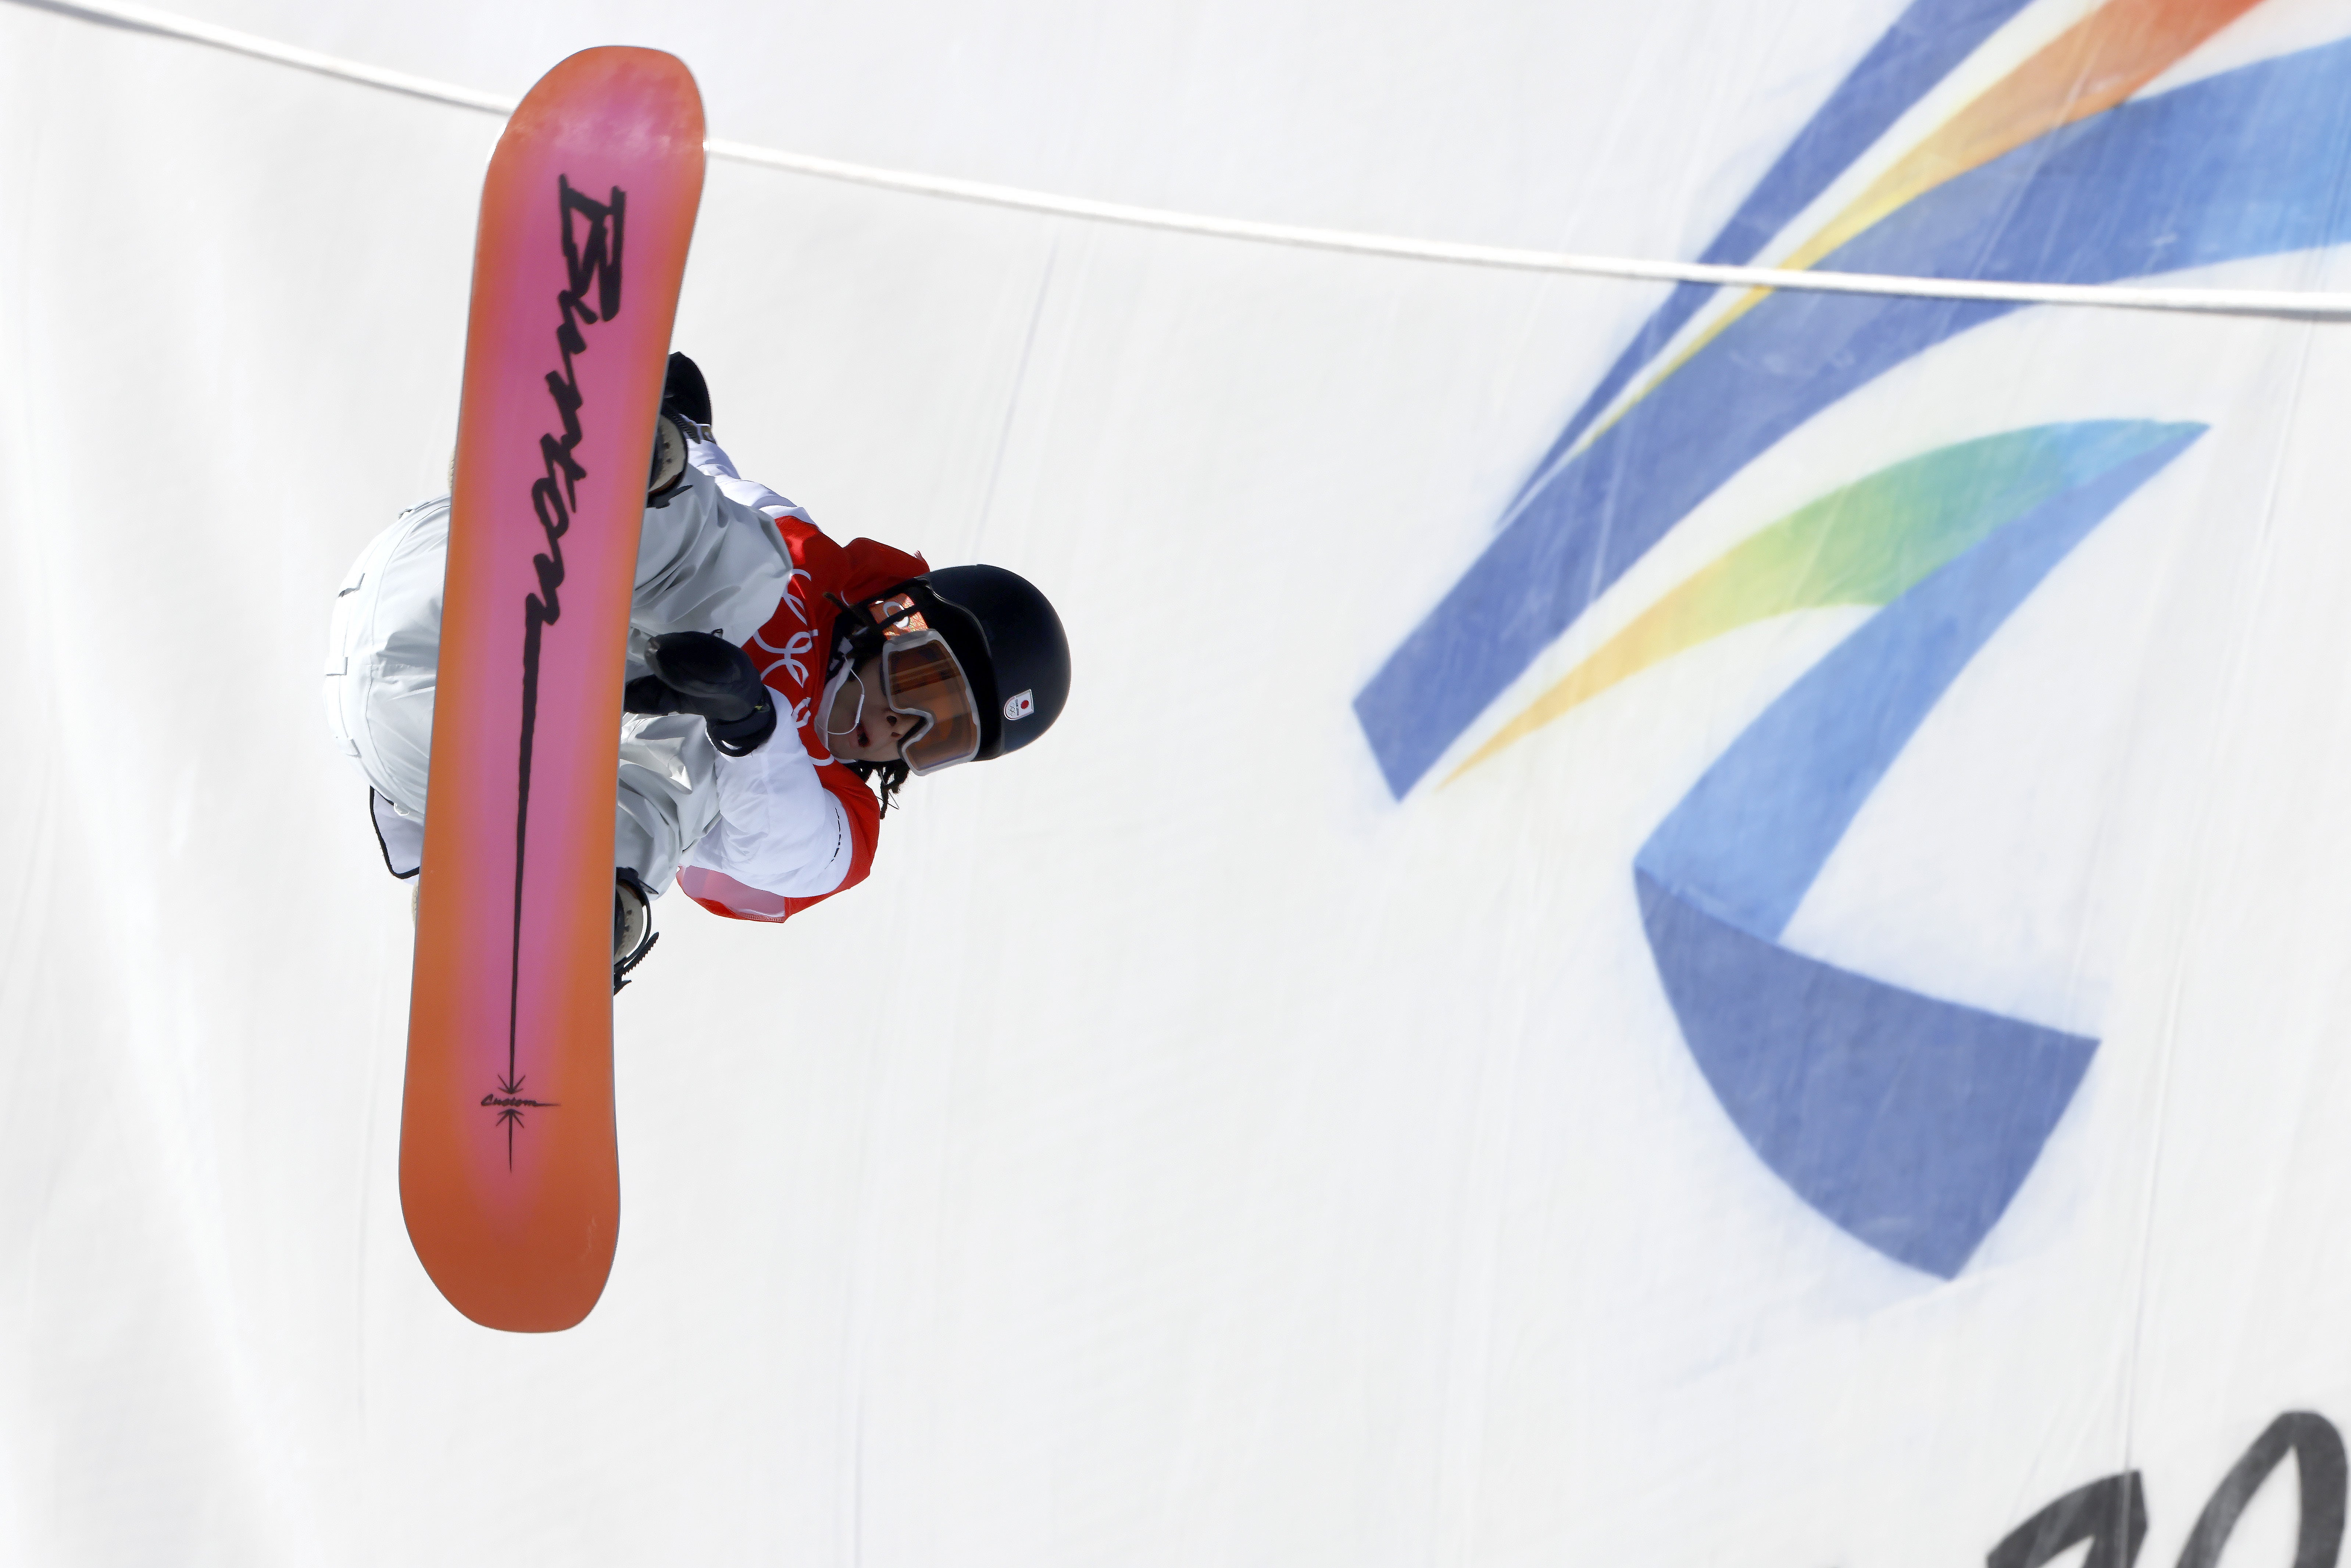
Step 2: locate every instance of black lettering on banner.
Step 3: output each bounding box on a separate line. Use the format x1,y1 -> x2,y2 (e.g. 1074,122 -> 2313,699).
1988,1412 -> 2348,1568
496,174 -> 627,1171
2176,1413 -> 2345,1568
1989,1473 -> 2147,1568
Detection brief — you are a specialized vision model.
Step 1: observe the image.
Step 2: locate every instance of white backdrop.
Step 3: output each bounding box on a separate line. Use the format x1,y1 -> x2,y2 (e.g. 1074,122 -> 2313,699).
7,0 -> 2351,1563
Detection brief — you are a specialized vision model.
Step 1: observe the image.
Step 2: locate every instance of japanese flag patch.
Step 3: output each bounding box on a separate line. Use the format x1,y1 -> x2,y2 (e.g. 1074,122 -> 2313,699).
1004,689 -> 1036,721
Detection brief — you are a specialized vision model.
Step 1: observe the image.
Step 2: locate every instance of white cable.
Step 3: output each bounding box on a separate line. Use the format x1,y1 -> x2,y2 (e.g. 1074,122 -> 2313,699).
22,0 -> 2351,321
705,135 -> 2351,318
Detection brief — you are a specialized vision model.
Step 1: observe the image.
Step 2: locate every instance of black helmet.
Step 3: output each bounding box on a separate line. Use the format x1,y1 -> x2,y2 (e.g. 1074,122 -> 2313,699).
922,565 -> 1069,760
827,565 -> 1070,764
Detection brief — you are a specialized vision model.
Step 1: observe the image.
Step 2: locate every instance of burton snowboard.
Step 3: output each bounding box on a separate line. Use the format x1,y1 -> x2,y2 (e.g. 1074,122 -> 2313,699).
403,47 -> 704,1332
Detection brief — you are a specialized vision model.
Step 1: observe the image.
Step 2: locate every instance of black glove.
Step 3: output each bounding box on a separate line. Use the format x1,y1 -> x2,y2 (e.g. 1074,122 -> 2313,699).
624,631 -> 777,756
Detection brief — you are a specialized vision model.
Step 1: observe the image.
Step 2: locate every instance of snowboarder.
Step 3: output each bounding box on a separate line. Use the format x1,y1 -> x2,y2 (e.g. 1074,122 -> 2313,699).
324,353 -> 1071,988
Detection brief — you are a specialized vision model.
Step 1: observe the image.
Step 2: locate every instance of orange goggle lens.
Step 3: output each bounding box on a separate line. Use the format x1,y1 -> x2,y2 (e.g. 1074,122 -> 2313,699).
881,633 -> 982,774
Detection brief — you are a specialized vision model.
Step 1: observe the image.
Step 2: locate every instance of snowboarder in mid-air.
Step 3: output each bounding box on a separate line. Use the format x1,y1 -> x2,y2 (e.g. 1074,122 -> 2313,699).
325,353 -> 1071,987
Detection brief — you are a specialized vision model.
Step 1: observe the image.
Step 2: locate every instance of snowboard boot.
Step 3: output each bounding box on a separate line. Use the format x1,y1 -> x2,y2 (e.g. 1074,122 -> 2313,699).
646,352 -> 713,508
647,407 -> 691,506
662,351 -> 713,432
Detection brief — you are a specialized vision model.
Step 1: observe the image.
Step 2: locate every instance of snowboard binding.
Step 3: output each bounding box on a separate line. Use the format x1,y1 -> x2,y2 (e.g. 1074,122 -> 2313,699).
646,352 -> 712,508
613,868 -> 658,993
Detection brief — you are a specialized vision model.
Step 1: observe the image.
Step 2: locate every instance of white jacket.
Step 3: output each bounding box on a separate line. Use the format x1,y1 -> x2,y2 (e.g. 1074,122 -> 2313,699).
323,438 -> 858,902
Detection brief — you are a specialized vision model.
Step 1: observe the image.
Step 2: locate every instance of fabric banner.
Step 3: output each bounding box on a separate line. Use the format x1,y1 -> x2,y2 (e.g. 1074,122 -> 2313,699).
5,0 -> 2351,1561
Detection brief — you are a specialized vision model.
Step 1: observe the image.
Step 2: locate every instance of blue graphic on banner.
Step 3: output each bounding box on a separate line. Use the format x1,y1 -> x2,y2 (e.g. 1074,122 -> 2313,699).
1358,39 -> 2351,798
1635,427 -> 2200,1276
1507,0 -> 2032,509
1354,7 -> 2351,1275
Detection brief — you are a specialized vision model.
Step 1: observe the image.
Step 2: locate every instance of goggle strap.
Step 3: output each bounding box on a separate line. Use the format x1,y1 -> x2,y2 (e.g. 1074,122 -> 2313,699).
823,590 -> 888,681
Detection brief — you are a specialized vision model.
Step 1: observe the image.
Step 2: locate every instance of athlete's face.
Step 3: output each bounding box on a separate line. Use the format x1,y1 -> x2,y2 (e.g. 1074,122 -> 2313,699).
823,655 -> 921,762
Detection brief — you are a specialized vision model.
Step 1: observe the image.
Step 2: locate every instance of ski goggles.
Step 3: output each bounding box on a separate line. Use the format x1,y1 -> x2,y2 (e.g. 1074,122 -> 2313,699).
865,596 -> 983,775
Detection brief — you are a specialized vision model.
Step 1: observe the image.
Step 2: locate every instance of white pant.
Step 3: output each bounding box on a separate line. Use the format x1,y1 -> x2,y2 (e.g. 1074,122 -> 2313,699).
322,443 -> 806,891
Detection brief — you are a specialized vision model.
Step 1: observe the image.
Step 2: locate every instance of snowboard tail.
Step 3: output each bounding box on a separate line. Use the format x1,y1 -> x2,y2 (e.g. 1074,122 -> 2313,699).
401,47 -> 705,1332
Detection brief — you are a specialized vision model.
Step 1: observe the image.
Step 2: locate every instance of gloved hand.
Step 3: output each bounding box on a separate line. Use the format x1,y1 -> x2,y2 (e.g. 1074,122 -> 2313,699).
624,631 -> 778,756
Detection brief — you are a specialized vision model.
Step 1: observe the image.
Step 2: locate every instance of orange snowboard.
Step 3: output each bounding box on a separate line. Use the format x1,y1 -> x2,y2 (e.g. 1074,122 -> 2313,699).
403,48 -> 704,1332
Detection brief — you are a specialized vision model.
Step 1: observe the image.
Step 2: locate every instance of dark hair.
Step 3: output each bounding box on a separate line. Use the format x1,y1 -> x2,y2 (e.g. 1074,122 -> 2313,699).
840,756 -> 910,817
